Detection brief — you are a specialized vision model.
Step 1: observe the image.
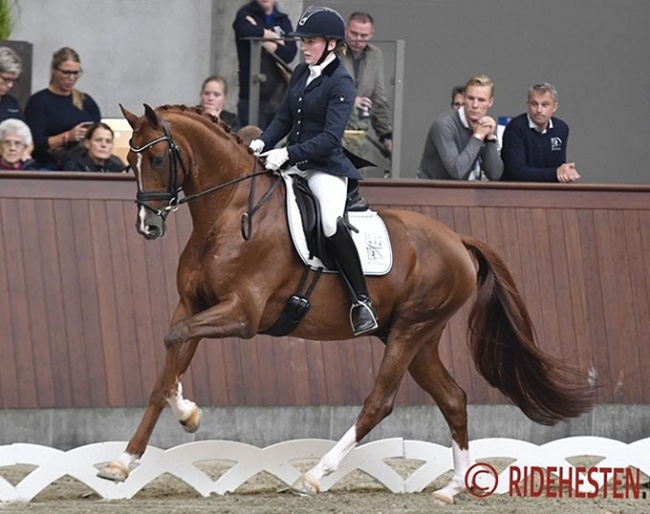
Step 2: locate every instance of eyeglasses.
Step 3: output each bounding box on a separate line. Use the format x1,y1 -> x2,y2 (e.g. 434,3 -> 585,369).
56,67 -> 83,78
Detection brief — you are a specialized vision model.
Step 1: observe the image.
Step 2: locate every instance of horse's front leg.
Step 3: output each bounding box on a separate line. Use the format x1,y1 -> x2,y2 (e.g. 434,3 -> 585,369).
97,304 -> 200,482
164,294 -> 261,346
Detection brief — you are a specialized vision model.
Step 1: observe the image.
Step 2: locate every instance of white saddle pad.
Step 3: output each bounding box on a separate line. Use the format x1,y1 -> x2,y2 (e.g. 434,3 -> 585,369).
282,172 -> 392,276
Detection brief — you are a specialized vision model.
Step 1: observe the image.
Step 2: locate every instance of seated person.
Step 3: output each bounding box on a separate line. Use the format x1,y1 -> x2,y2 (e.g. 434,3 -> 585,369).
450,85 -> 465,110
24,47 -> 101,170
0,118 -> 39,170
60,122 -> 126,172
0,47 -> 24,122
417,75 -> 502,181
501,82 -> 580,183
199,75 -> 241,130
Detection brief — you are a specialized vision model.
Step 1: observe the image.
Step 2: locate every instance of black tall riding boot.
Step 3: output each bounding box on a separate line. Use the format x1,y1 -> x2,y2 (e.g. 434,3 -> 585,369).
328,218 -> 379,336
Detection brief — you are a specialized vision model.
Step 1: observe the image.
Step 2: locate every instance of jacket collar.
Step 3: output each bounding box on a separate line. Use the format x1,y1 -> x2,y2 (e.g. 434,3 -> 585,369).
304,56 -> 340,90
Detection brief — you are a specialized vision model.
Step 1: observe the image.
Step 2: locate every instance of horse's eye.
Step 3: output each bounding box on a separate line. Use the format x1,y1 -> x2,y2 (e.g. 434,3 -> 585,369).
151,155 -> 165,169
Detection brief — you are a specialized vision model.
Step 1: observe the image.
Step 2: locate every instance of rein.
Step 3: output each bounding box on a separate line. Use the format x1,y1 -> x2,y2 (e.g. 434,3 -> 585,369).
131,117 -> 279,238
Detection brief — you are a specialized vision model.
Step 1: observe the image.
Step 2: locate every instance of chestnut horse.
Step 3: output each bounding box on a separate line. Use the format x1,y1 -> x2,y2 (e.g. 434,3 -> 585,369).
98,104 -> 592,504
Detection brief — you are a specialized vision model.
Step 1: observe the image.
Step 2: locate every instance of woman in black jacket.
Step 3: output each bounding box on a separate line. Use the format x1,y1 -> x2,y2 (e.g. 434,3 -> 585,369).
60,121 -> 126,172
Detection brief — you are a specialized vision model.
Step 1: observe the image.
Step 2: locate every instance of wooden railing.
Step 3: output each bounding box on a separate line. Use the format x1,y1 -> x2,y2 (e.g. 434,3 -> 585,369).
1,171 -> 648,409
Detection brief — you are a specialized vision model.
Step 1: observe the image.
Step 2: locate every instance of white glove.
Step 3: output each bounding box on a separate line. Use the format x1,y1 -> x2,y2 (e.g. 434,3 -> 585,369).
249,139 -> 265,156
262,147 -> 289,171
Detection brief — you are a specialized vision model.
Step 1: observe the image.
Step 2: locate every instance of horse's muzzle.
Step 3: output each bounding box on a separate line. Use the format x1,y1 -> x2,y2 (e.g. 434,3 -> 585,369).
136,207 -> 166,240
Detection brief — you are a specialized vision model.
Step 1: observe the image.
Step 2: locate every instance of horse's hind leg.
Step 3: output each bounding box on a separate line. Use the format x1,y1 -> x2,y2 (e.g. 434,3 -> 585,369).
407,334 -> 470,505
97,336 -> 200,482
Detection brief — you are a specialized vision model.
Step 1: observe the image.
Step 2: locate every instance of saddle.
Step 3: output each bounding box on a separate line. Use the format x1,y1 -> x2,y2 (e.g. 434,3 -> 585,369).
292,176 -> 369,269
262,173 -> 392,337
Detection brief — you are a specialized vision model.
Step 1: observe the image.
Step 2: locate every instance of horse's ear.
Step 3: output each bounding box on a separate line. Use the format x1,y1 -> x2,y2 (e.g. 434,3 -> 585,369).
143,103 -> 159,127
120,104 -> 138,128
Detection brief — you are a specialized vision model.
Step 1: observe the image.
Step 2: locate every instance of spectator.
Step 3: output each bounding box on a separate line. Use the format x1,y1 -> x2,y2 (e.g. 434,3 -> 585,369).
24,47 -> 101,170
417,74 -> 502,181
0,47 -> 23,122
0,118 -> 39,170
450,85 -> 464,110
233,0 -> 297,129
199,75 -> 241,130
60,122 -> 126,172
501,82 -> 580,183
340,11 -> 393,171
237,124 -> 262,145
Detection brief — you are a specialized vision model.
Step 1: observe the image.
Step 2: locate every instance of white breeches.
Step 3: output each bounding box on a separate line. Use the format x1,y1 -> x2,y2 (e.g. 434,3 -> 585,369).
289,167 -> 348,237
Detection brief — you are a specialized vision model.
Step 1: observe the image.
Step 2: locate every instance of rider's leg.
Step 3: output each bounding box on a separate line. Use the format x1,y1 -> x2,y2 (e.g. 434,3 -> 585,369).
308,172 -> 378,336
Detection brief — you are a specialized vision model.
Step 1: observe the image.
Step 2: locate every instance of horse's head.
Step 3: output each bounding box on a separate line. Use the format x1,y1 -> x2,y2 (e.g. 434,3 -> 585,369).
121,103 -> 189,240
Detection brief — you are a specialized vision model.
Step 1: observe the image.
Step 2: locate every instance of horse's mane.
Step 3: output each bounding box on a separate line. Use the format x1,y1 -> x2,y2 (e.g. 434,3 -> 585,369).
156,104 -> 249,148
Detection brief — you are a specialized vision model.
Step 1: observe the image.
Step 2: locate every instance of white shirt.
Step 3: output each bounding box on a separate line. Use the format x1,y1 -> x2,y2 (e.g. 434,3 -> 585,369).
306,52 -> 337,86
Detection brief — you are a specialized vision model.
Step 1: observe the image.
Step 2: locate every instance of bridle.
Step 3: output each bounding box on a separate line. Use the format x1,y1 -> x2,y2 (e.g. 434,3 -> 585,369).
130,119 -> 187,219
130,117 -> 279,239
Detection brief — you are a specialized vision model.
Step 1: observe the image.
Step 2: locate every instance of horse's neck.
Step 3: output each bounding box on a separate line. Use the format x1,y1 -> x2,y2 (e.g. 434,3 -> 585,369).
184,139 -> 264,233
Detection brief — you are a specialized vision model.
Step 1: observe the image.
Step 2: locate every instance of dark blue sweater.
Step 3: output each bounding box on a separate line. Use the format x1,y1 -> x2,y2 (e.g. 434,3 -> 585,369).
24,89 -> 101,167
501,113 -> 569,182
0,94 -> 23,122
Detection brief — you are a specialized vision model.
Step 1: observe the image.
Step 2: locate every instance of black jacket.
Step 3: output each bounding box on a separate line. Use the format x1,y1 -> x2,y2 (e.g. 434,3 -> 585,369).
261,59 -> 362,179
233,1 -> 297,101
61,151 -> 126,172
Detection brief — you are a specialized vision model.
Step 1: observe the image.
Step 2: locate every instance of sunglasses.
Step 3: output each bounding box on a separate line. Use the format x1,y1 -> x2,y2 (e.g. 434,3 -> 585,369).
56,67 -> 83,78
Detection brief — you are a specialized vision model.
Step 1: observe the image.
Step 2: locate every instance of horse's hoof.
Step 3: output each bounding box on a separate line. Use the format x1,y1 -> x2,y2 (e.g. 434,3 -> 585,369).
289,474 -> 320,497
97,460 -> 129,482
179,405 -> 202,433
431,491 -> 454,505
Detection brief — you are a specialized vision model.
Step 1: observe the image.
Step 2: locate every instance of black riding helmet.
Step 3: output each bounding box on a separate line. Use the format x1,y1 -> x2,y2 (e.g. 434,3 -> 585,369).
292,6 -> 345,64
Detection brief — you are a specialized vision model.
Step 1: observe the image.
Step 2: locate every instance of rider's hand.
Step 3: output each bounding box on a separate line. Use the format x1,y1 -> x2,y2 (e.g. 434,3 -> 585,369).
262,147 -> 289,171
249,139 -> 265,156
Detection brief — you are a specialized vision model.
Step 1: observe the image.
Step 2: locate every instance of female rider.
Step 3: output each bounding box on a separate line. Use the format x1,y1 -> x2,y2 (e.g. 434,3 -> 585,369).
248,5 -> 378,336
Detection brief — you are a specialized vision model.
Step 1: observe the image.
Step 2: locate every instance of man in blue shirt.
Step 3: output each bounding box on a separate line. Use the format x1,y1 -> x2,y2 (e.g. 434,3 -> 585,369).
501,82 -> 580,183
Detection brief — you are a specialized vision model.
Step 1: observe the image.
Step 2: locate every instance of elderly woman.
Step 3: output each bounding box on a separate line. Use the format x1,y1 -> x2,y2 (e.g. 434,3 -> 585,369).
0,118 -> 39,170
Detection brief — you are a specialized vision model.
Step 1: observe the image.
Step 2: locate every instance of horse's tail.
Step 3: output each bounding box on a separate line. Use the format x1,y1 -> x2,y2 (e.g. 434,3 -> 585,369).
461,235 -> 594,425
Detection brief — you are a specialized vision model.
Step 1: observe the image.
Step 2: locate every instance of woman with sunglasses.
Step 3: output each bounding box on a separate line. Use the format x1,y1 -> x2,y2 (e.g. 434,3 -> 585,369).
24,47 -> 101,169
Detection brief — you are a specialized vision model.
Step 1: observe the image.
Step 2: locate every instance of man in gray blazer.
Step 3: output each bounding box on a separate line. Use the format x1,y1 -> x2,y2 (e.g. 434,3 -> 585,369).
340,11 -> 393,173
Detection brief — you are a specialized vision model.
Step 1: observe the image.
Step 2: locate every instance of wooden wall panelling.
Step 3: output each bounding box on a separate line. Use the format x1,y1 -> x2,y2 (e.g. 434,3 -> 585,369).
625,211 -> 650,403
0,199 -> 19,407
2,175 -> 650,409
5,198 -> 39,408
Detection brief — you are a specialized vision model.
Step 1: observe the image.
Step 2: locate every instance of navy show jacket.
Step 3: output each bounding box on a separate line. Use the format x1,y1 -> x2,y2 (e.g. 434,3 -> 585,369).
260,58 -> 361,179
